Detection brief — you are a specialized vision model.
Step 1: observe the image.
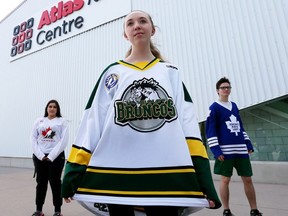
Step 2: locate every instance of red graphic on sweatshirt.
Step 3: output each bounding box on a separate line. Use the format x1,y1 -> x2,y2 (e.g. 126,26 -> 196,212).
42,127 -> 56,139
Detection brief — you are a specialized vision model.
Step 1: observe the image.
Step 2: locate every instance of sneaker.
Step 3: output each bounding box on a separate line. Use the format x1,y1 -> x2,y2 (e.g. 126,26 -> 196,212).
32,211 -> 44,216
250,209 -> 263,216
53,212 -> 63,216
223,209 -> 234,216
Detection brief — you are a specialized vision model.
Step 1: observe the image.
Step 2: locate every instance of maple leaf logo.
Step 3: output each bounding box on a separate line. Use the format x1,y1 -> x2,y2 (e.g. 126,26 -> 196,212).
41,127 -> 56,139
42,127 -> 51,136
225,115 -> 240,136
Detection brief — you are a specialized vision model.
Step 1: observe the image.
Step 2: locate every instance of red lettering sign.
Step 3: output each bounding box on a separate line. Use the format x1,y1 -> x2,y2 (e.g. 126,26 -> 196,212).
38,0 -> 84,29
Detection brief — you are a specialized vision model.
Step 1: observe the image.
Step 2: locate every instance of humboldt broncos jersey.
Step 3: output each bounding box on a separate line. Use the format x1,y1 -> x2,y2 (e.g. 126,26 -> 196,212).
62,58 -> 221,209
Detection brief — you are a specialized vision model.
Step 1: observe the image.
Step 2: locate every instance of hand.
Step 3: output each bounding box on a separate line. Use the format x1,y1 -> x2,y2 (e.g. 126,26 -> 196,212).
42,156 -> 51,162
248,150 -> 253,154
204,194 -> 216,208
208,199 -> 216,208
218,155 -> 225,161
64,197 -> 73,203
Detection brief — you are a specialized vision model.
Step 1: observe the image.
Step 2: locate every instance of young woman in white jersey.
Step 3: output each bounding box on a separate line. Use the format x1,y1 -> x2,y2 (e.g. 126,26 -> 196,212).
62,10 -> 221,216
31,99 -> 69,216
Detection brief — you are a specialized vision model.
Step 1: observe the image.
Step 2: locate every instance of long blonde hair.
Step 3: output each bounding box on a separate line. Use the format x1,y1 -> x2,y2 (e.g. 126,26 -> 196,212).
124,10 -> 165,60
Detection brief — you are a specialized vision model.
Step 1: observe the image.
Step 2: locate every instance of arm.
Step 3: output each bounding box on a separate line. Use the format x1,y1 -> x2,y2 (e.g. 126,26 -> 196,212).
31,118 -> 45,160
244,130 -> 254,153
180,83 -> 221,209
206,106 -> 224,159
190,150 -> 222,209
62,147 -> 91,200
235,103 -> 254,153
62,69 -> 112,200
47,119 -> 69,162
61,104 -> 99,199
239,118 -> 254,152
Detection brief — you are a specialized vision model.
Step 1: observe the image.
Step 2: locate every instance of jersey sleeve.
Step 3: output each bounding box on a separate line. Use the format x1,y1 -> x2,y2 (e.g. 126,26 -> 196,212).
62,69 -> 112,198
178,83 -> 221,209
206,104 -> 223,158
243,130 -> 254,152
234,103 -> 254,152
47,118 -> 69,162
31,118 -> 45,160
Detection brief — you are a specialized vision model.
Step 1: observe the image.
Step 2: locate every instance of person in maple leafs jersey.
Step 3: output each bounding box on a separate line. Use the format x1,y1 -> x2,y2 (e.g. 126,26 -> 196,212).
206,77 -> 262,216
31,99 -> 69,216
62,10 -> 221,216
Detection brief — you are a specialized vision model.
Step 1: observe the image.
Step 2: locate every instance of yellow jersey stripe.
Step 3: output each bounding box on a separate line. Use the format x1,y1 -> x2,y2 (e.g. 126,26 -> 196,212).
67,146 -> 91,166
86,168 -> 195,174
187,139 -> 208,159
118,58 -> 160,71
77,188 -> 204,196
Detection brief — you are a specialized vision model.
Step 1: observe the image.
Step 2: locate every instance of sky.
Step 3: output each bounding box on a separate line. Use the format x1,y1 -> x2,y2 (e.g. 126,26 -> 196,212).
0,0 -> 24,21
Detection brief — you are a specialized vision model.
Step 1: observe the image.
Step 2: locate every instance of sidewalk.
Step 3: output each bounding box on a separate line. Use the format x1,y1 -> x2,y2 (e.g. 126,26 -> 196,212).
0,166 -> 287,216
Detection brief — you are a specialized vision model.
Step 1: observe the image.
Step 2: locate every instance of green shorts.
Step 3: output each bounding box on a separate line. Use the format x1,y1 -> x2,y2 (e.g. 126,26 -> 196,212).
214,157 -> 253,177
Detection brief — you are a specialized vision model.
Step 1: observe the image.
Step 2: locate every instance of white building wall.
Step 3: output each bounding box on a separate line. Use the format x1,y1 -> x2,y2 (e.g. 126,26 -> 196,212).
133,0 -> 288,116
0,0 -> 287,160
0,0 -> 130,158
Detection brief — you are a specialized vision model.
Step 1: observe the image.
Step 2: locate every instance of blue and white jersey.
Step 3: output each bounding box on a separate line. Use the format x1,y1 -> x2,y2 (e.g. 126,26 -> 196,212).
206,100 -> 254,159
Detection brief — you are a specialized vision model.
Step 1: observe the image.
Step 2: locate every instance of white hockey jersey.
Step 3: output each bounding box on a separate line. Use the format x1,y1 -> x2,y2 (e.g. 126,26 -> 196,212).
31,117 -> 69,161
62,58 -> 221,209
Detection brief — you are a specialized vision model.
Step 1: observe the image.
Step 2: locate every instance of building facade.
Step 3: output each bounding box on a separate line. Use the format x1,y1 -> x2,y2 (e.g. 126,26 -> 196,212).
0,0 -> 287,183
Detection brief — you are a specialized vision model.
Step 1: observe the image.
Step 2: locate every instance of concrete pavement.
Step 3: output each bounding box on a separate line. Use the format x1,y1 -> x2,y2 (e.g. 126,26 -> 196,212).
0,166 -> 287,216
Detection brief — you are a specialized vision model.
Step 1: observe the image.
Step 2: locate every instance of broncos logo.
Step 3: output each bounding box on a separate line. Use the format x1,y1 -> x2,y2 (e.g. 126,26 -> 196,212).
114,78 -> 177,132
129,79 -> 160,106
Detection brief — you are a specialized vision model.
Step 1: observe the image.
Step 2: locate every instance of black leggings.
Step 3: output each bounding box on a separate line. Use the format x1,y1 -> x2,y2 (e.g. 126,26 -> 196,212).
107,204 -> 179,216
33,152 -> 65,212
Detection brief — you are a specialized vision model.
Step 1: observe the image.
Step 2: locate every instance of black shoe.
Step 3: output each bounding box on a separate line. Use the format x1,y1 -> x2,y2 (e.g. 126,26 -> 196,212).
250,209 -> 262,216
223,209 -> 233,216
32,211 -> 44,216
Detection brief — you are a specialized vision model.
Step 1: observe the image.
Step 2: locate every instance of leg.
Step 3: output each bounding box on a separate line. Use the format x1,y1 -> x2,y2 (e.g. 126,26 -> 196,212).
33,155 -> 49,211
219,176 -> 231,210
49,152 -> 65,213
214,158 -> 234,214
235,158 -> 259,212
241,176 -> 257,209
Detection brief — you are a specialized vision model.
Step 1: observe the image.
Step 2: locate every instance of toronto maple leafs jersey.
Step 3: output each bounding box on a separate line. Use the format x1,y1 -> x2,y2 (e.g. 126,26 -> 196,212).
62,58 -> 221,209
31,117 -> 69,161
206,100 -> 254,159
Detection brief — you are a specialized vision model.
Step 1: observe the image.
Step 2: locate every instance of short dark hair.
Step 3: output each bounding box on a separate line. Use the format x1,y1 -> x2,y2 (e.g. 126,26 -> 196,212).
44,99 -> 62,117
216,77 -> 231,89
